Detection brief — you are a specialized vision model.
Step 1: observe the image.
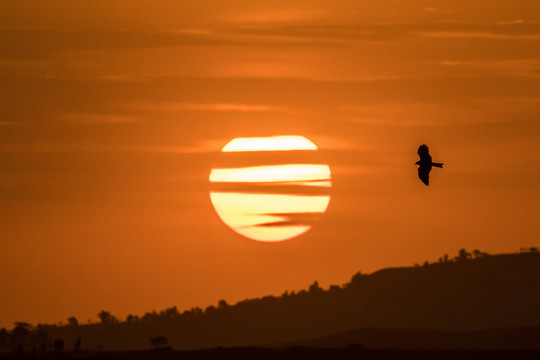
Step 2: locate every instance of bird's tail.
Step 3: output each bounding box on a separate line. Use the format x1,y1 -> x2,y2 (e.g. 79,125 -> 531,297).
432,162 -> 443,168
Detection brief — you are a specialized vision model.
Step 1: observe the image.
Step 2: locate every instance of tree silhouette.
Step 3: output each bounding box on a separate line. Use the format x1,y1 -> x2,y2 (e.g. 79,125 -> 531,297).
347,272 -> 365,288
31,329 -> 49,354
67,317 -> 78,327
125,314 -> 139,323
309,281 -> 323,293
159,306 -> 180,319
456,248 -> 471,262
74,336 -> 81,352
97,311 -> 118,325
142,311 -> 158,322
205,305 -> 217,316
14,322 -> 31,328
329,285 -> 341,294
218,300 -> 229,310
472,249 -> 490,258
0,328 -> 9,350
11,323 -> 30,350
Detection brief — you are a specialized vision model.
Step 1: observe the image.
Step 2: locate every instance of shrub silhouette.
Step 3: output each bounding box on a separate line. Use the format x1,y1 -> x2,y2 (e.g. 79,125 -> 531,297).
149,336 -> 168,349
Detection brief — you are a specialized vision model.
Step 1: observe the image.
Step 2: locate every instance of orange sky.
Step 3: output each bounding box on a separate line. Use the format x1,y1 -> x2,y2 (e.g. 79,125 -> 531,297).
1,0 -> 539,328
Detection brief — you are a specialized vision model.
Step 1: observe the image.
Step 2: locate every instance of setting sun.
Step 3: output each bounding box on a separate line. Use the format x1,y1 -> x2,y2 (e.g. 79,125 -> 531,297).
210,136 -> 331,242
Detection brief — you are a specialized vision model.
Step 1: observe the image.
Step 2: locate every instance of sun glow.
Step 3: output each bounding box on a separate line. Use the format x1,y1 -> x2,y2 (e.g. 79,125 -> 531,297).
222,135 -> 317,152
210,135 -> 331,242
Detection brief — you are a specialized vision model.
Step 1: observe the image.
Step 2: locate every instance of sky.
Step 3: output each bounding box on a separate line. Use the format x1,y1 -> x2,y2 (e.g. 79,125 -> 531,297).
1,0 -> 539,328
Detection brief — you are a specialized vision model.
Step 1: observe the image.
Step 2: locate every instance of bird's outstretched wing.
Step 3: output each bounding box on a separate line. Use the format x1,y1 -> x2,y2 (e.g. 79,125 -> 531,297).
418,165 -> 431,186
418,144 -> 431,162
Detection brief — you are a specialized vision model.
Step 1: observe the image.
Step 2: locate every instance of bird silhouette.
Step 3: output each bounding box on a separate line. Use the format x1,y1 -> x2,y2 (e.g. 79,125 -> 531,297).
415,144 -> 443,186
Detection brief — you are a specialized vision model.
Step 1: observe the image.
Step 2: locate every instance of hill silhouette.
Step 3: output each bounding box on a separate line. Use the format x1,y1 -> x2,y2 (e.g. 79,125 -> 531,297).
277,326 -> 540,350
2,250 -> 539,352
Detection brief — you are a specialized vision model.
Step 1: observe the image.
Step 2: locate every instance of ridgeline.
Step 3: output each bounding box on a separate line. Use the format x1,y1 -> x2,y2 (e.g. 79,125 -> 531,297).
3,250 -> 540,352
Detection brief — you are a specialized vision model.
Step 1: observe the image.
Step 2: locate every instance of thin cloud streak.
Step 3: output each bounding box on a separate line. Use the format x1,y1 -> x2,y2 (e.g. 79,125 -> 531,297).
416,31 -> 540,40
344,101 -> 540,127
0,140 -> 227,154
4,21 -> 540,63
222,21 -> 540,43
58,113 -> 139,124
439,59 -> 540,79
124,102 -> 291,113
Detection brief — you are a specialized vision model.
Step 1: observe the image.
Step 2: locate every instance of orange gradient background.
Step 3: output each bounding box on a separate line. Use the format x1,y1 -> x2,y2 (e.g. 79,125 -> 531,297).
0,0 -> 539,328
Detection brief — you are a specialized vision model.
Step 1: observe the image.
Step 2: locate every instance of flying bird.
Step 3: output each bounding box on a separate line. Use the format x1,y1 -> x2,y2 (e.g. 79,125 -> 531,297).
415,144 -> 443,186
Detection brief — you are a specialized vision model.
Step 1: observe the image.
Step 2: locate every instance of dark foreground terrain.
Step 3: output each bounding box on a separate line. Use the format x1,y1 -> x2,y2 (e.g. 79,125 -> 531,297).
30,251 -> 540,350
2,347 -> 540,360
3,251 -> 539,354
278,326 -> 540,349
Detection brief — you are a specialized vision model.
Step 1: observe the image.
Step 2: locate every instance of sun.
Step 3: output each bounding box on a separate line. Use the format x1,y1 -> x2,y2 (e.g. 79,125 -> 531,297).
221,135 -> 318,152
209,135 -> 331,242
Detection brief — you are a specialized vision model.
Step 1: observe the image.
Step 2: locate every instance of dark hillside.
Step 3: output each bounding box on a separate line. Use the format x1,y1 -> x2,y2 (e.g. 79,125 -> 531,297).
278,326 -> 540,350
340,252 -> 540,330
9,251 -> 540,351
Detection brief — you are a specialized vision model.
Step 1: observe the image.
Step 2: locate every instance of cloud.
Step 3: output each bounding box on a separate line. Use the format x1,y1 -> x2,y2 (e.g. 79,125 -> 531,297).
0,28 -> 181,60
416,31 -> 540,40
423,7 -> 452,14
142,139 -> 227,154
308,135 -> 362,151
125,102 -> 291,113
439,59 -> 540,79
221,21 -> 540,44
5,21 -> 540,63
224,8 -> 326,24
210,182 -> 331,196
0,139 -> 226,154
257,212 -> 325,227
343,97 -> 540,127
58,113 -> 139,124
0,26 -> 338,62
